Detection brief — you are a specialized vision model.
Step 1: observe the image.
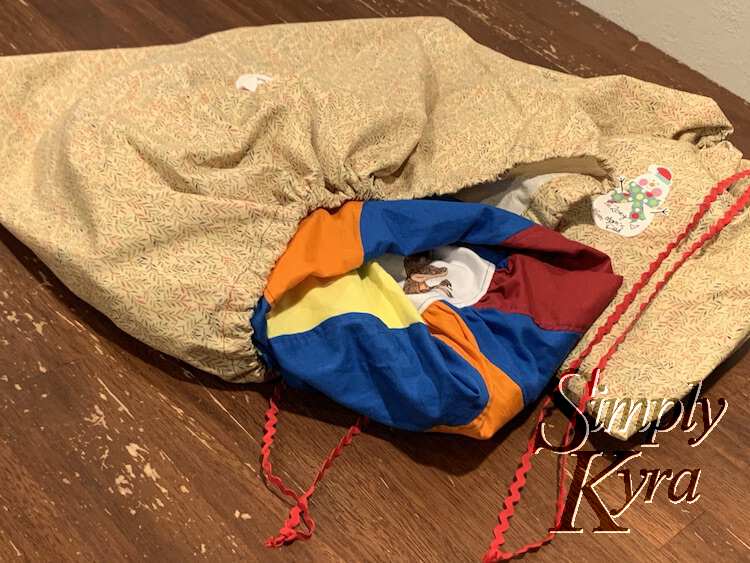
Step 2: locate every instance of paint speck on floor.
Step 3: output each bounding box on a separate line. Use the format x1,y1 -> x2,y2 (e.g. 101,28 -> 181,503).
125,443 -> 148,461
115,475 -> 133,496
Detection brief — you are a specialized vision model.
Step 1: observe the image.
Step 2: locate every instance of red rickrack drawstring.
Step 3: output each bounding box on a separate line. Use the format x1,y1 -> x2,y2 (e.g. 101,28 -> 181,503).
261,383 -> 367,547
482,168 -> 750,562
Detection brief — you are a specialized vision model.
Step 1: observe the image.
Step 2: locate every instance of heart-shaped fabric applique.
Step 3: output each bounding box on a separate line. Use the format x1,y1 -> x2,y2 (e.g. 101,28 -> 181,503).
592,164 -> 672,237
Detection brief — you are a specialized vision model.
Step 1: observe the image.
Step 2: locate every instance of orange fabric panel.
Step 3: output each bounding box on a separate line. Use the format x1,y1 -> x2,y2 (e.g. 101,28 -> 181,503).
423,301 -> 524,439
264,202 -> 364,304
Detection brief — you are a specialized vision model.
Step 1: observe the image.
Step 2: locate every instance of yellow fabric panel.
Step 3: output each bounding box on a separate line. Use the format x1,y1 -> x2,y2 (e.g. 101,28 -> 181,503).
267,261 -> 423,338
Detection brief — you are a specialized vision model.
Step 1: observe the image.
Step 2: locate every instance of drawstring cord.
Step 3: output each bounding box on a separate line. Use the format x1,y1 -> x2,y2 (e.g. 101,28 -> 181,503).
261,383 -> 366,547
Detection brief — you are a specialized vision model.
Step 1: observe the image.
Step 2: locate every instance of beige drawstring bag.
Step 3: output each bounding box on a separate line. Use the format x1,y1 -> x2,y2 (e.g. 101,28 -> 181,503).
0,17 -> 748,439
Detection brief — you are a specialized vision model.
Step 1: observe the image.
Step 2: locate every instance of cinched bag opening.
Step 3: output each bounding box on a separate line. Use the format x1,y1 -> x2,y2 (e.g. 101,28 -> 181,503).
251,198 -> 622,438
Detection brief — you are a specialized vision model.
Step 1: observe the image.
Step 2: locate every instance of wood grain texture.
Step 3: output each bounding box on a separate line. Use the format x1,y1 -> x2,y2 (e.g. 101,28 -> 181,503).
0,1 -> 748,561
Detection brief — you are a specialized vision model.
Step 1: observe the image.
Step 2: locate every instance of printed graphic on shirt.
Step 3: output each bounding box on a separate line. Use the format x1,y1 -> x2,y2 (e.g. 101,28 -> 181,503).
592,164 -> 672,237
376,246 -> 496,312
403,253 -> 453,297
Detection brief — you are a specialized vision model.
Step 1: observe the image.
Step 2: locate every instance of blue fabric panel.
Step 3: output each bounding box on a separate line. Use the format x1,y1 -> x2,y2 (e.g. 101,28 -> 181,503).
249,297 -> 277,370
450,304 -> 580,404
267,312 -> 489,431
359,200 -> 532,261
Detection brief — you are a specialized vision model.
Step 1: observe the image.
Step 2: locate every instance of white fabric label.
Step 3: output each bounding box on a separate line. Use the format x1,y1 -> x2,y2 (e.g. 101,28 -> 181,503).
235,73 -> 273,92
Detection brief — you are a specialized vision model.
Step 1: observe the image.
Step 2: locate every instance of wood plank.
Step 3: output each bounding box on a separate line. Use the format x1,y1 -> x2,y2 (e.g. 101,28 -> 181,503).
660,512 -> 750,560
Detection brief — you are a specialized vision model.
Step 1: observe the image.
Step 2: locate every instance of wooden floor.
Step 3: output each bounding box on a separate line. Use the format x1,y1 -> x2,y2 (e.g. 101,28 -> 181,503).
1,1 -> 749,561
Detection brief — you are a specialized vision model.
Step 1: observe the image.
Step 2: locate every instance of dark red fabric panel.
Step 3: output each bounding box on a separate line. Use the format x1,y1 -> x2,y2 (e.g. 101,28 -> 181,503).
474,226 -> 623,333
501,224 -> 617,273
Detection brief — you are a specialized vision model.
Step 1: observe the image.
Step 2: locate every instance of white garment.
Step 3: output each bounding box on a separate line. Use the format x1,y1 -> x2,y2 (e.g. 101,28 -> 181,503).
456,173 -> 569,215
375,246 -> 496,313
